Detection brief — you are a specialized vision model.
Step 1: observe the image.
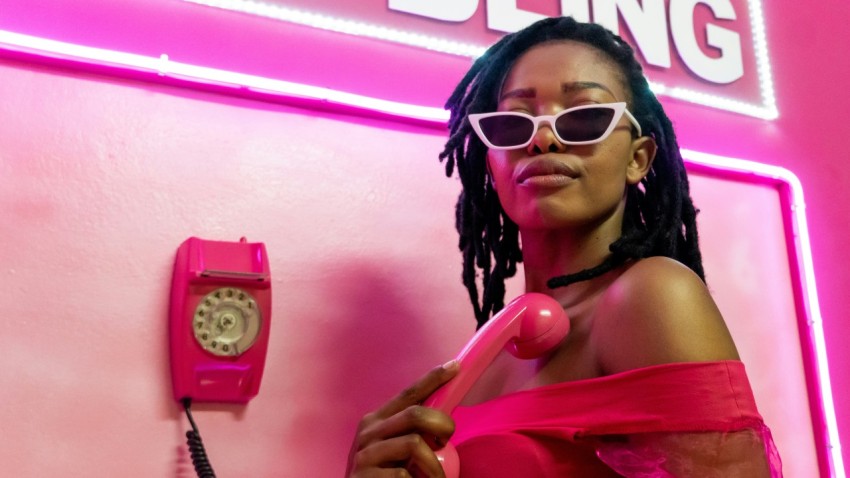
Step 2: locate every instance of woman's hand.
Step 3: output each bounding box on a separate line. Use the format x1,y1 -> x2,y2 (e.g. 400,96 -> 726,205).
345,360 -> 460,478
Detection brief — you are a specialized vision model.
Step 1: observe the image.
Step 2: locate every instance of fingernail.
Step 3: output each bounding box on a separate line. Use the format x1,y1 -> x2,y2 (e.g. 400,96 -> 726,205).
442,359 -> 459,371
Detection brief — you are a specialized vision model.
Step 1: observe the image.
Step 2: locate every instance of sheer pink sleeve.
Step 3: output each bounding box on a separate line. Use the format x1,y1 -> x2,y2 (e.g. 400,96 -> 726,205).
594,425 -> 782,477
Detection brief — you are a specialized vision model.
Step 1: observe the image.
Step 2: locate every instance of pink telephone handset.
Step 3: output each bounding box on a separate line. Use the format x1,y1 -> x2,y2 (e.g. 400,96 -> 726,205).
169,236 -> 272,404
422,293 -> 569,478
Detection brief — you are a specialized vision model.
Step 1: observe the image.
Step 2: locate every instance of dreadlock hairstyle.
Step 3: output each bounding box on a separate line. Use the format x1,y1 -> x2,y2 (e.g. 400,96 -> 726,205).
438,16 -> 704,329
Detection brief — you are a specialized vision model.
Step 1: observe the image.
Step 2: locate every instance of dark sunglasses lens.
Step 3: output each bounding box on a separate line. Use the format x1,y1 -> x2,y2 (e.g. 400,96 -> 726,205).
555,107 -> 616,142
478,115 -> 534,147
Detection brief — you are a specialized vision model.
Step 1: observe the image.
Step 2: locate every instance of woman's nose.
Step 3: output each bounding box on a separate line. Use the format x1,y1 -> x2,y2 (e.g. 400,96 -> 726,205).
527,121 -> 567,155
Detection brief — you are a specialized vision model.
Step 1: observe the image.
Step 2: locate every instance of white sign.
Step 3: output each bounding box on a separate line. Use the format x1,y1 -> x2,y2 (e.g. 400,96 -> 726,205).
389,0 -> 744,84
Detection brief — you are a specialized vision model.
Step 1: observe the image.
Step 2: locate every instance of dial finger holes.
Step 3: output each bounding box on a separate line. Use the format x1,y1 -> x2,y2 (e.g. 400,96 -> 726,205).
192,287 -> 262,357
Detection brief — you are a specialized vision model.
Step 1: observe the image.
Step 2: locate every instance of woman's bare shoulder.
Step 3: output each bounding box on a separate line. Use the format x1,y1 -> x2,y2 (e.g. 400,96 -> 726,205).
591,256 -> 740,375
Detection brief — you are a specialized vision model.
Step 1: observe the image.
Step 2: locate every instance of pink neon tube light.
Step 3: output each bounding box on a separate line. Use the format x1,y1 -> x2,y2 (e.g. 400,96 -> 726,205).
0,29 -> 843,477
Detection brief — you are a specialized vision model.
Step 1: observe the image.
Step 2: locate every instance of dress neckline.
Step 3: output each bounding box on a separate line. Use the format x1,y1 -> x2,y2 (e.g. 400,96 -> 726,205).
455,359 -> 745,410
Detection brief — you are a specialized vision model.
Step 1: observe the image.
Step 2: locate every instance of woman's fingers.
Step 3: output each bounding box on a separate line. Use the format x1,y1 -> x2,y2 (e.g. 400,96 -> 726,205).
354,434 -> 445,478
374,361 -> 459,420
359,405 -> 456,450
347,361 -> 460,478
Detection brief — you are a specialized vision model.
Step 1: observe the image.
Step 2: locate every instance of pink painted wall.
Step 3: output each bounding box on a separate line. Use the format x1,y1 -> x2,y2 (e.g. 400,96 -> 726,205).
0,55 -> 822,476
0,59 -> 473,476
1,0 -> 848,475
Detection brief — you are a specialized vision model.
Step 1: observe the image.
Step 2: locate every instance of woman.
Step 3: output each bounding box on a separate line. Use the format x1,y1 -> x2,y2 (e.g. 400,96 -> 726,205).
346,17 -> 781,477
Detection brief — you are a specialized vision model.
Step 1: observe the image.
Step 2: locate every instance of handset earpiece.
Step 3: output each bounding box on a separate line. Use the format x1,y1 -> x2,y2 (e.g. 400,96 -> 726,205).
425,293 -> 569,412
422,293 -> 569,478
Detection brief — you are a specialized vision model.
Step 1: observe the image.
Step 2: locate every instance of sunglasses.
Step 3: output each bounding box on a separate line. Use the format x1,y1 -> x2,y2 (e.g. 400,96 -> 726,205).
468,102 -> 642,150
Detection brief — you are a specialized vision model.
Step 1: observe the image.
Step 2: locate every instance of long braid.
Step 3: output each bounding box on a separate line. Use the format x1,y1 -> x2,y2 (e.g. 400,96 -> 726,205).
439,17 -> 704,326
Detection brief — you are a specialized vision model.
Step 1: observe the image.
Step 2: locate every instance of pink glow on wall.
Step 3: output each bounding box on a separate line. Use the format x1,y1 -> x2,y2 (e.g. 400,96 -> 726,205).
0,31 -> 841,475
0,53 -> 824,476
683,149 -> 843,477
177,0 -> 778,118
0,30 -> 449,124
0,2 -> 844,476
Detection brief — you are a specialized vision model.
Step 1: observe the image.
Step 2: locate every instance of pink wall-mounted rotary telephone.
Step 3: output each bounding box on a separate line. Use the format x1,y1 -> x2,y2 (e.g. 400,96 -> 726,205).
169,236 -> 272,404
422,293 -> 570,478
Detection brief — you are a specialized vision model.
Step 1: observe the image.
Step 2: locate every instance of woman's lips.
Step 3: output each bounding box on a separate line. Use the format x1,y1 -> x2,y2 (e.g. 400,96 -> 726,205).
519,174 -> 576,187
515,159 -> 580,186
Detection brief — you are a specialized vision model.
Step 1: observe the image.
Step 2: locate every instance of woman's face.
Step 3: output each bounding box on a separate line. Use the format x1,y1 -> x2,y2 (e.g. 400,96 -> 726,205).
486,40 -> 651,233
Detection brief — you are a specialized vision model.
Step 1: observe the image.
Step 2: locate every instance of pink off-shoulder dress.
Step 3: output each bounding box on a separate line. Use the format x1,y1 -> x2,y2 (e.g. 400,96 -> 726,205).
450,360 -> 782,477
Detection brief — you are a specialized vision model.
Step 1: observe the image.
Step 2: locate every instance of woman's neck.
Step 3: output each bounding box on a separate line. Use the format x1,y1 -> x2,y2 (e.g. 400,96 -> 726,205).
520,223 -> 622,305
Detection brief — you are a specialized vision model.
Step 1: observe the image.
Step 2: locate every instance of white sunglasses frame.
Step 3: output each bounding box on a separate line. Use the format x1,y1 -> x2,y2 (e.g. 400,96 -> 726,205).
468,102 -> 642,150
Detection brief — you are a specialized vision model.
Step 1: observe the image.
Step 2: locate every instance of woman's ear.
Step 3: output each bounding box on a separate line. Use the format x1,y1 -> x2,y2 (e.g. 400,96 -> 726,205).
626,135 -> 657,185
486,155 -> 497,191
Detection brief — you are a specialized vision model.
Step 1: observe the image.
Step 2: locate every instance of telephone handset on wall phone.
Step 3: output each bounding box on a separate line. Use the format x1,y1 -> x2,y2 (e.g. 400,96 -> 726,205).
169,236 -> 272,404
421,293 -> 570,478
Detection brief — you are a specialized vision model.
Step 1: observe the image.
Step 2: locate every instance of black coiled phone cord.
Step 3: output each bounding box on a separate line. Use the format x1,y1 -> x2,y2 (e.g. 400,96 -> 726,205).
182,398 -> 217,478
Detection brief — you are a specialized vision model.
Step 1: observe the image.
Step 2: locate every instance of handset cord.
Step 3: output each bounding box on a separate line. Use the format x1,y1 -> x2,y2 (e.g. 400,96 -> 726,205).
182,398 -> 217,478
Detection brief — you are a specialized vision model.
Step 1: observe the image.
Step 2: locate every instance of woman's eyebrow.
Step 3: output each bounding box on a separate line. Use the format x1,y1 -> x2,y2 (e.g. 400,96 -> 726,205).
499,87 -> 535,101
499,81 -> 618,102
562,81 -> 617,98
